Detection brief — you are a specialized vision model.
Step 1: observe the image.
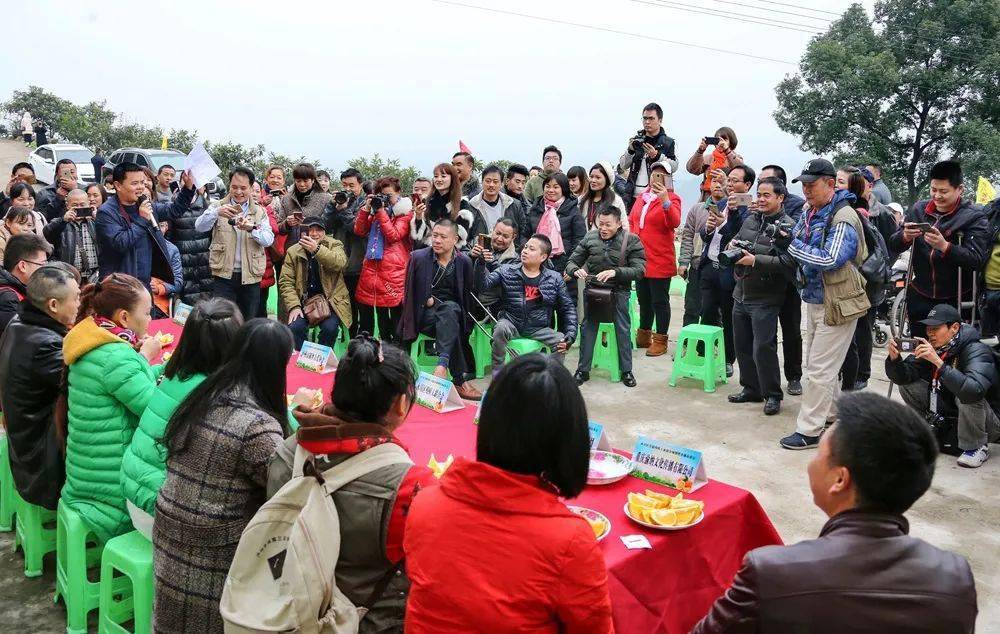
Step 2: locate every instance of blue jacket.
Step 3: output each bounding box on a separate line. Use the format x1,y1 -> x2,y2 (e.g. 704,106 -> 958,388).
787,190 -> 860,304
784,193 -> 806,222
478,263 -> 577,341
162,239 -> 183,296
95,189 -> 192,287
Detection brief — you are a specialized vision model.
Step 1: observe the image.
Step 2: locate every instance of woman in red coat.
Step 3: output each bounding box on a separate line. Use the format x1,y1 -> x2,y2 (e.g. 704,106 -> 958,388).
354,176 -> 412,343
629,160 -> 682,357
403,355 -> 613,634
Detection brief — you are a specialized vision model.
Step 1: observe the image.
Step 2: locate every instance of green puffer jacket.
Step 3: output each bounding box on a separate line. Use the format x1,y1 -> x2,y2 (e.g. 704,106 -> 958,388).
61,317 -> 161,543
120,373 -> 205,516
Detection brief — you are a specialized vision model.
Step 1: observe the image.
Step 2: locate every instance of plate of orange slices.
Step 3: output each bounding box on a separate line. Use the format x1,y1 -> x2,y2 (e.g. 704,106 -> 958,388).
624,490 -> 704,530
568,505 -> 611,542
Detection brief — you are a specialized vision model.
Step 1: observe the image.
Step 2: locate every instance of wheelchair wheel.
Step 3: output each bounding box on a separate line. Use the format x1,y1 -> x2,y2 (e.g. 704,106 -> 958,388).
889,289 -> 909,339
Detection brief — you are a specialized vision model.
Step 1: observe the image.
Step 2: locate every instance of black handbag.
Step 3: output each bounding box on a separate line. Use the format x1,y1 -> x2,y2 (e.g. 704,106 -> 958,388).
584,231 -> 629,324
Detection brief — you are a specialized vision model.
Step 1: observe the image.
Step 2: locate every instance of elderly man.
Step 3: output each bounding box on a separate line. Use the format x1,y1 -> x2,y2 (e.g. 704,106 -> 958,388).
694,392 -> 977,633
777,159 -> 869,450
470,218 -> 519,317
43,188 -> 100,283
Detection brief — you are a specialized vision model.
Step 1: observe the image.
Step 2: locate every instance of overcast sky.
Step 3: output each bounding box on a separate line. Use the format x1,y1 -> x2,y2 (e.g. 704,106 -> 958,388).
5,0 -> 868,202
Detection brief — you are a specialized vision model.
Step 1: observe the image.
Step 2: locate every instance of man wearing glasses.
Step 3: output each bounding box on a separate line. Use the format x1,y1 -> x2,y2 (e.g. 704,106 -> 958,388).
0,233 -> 50,335
618,102 -> 678,209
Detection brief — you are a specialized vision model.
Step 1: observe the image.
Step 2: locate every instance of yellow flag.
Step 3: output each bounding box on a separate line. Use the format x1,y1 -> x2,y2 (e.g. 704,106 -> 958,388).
977,177 -> 996,205
161,134 -> 169,150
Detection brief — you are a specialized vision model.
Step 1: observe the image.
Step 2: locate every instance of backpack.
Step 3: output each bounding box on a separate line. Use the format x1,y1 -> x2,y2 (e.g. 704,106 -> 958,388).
220,442 -> 413,634
824,202 -> 890,299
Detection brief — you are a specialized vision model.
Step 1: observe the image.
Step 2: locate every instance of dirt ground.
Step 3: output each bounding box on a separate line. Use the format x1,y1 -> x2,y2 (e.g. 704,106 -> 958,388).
0,138 -> 996,632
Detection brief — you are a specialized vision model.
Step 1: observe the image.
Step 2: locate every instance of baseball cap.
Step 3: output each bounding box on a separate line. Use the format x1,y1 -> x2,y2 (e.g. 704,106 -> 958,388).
302,217 -> 325,229
791,159 -> 836,184
859,167 -> 876,183
919,304 -> 961,326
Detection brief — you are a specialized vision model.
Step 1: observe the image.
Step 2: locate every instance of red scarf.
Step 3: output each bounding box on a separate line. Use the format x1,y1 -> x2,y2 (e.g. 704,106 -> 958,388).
94,315 -> 137,345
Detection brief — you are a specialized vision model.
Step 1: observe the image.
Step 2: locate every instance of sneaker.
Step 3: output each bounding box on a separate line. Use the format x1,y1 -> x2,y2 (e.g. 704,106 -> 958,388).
787,379 -> 802,396
725,363 -> 734,378
763,397 -> 781,416
456,382 -> 483,401
621,372 -> 637,387
853,379 -> 868,391
779,432 -> 820,450
574,370 -> 590,386
957,445 -> 989,468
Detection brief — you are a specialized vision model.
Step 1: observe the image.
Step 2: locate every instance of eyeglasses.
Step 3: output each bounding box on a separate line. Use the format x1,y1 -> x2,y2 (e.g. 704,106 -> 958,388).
23,259 -> 48,267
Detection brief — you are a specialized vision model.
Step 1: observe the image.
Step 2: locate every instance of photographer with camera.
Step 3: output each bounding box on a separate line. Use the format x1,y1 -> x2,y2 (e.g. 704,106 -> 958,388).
886,304 -> 1000,468
617,103 -> 677,210
728,177 -> 797,416
323,168 -> 366,335
697,168 -> 743,377
687,127 -> 743,203
776,159 -> 868,450
195,167 -> 274,320
37,159 -> 84,221
43,188 -> 100,283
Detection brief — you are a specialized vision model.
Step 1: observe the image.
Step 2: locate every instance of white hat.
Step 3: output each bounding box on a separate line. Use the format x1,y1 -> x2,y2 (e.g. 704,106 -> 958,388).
650,159 -> 673,175
888,202 -> 904,214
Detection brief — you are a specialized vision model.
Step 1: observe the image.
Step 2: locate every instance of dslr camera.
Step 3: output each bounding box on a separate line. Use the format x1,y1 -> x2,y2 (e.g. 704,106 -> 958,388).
369,193 -> 392,213
333,190 -> 354,206
718,239 -> 754,267
763,219 -> 794,240
630,130 -> 647,152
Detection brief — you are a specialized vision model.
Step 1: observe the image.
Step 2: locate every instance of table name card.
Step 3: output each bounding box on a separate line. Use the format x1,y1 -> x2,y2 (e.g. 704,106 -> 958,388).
630,436 -> 707,492
415,372 -> 465,413
295,341 -> 338,374
172,302 -> 192,326
589,421 -> 612,451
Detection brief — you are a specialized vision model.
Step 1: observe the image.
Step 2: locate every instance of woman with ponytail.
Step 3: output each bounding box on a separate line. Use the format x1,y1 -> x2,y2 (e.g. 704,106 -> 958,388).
120,298 -> 243,537
60,273 -> 163,542
153,318 -> 293,633
268,334 -> 436,632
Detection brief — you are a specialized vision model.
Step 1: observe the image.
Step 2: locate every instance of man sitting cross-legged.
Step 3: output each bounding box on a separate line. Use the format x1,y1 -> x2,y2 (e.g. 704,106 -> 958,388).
478,233 -> 576,370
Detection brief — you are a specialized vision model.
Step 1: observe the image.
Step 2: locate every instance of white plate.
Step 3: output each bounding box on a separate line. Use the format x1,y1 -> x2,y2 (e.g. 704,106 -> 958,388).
622,502 -> 705,531
567,505 -> 611,542
588,450 -> 632,485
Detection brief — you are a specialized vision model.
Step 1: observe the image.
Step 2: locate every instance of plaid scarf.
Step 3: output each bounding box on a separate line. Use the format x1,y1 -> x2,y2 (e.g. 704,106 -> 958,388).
93,315 -> 137,345
71,222 -> 99,276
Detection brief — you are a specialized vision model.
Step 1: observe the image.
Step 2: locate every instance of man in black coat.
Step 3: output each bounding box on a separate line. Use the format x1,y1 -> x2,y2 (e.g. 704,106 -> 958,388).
618,102 -> 677,208
886,304 -> 1000,468
0,263 -> 80,510
398,219 -> 482,400
0,233 -> 51,337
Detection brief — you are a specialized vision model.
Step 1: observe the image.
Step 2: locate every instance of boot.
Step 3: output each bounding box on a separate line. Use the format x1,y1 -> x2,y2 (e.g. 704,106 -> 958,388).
645,333 -> 668,357
635,328 -> 652,348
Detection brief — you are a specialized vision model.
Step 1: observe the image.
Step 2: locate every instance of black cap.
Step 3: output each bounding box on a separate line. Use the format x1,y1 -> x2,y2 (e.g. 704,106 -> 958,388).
302,217 -> 325,229
791,159 -> 837,183
919,304 -> 961,326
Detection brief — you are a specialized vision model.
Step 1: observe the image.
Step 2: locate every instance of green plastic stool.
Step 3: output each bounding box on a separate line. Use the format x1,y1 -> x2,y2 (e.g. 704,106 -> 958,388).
410,334 -> 440,375
13,491 -> 57,577
590,323 -> 623,382
669,323 -> 727,392
628,290 -> 639,349
504,337 -> 550,363
56,499 -> 110,633
670,275 -> 687,296
0,433 -> 15,532
333,324 -> 349,358
470,322 -> 493,378
98,530 -> 154,634
265,286 -> 277,318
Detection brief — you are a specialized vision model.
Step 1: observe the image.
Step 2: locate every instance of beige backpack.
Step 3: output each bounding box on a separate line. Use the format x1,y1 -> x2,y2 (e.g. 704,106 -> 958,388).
220,442 -> 413,633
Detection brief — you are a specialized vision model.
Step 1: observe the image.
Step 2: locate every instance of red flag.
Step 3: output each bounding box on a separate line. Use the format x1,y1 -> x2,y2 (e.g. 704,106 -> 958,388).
458,140 -> 472,154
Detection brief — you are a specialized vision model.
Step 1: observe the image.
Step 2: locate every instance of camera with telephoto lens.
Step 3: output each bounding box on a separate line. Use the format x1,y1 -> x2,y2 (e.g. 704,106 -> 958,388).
630,131 -> 646,152
369,193 -> 391,213
718,239 -> 754,267
333,190 -> 353,206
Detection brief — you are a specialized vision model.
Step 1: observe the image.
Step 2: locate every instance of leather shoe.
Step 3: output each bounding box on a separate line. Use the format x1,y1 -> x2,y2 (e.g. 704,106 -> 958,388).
574,371 -> 590,386
763,397 -> 781,415
621,372 -> 637,387
728,389 -> 763,403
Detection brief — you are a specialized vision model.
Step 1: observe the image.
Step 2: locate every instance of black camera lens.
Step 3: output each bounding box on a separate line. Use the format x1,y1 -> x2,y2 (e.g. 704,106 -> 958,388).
334,191 -> 349,205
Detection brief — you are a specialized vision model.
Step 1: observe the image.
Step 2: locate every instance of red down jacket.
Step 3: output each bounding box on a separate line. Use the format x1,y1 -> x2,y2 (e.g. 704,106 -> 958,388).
629,189 -> 682,278
354,199 -> 413,307
403,458 -> 614,633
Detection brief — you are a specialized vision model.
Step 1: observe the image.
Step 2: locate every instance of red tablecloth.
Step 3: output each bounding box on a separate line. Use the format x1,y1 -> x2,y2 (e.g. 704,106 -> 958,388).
152,319 -> 782,633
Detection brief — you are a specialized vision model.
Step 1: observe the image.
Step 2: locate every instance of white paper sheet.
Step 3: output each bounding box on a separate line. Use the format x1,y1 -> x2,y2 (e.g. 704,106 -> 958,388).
184,143 -> 221,188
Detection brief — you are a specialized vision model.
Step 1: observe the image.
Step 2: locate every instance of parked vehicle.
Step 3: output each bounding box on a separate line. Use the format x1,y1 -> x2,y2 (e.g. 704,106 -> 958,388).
101,148 -> 185,181
28,144 -> 96,184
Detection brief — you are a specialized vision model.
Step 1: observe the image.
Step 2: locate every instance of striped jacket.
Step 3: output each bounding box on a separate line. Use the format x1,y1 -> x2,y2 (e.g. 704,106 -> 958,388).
788,190 -> 860,304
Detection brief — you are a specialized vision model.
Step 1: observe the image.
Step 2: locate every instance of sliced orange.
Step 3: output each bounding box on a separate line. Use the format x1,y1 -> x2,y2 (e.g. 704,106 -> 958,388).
644,490 -> 675,507
650,508 -> 678,527
673,507 -> 701,526
628,492 -> 661,508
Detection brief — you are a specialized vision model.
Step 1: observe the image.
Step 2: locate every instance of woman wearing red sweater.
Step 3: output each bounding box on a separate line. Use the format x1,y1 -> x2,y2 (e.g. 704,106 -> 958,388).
629,160 -> 682,357
403,355 -> 613,633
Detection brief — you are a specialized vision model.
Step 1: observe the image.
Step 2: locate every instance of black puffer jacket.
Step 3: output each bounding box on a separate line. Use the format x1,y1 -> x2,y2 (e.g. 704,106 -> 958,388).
170,193 -> 213,305
623,128 -> 677,187
0,305 -> 67,510
0,268 -> 26,337
526,197 -> 587,273
477,263 -> 577,341
885,323 -> 1000,419
887,199 -> 988,300
732,210 -> 796,306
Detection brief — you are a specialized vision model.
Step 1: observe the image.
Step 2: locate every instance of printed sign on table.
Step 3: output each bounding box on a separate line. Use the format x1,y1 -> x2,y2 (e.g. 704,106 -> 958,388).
295,341 -> 338,374
172,302 -> 192,326
629,436 -> 707,492
415,371 -> 465,413
589,421 -> 612,451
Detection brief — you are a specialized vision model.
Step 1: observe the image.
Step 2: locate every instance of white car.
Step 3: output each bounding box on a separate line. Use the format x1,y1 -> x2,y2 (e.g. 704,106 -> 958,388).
27,144 -> 97,184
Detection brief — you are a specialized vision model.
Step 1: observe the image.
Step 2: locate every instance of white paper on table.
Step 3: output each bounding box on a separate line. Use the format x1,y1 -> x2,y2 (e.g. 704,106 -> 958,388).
184,143 -> 221,188
621,535 -> 652,550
